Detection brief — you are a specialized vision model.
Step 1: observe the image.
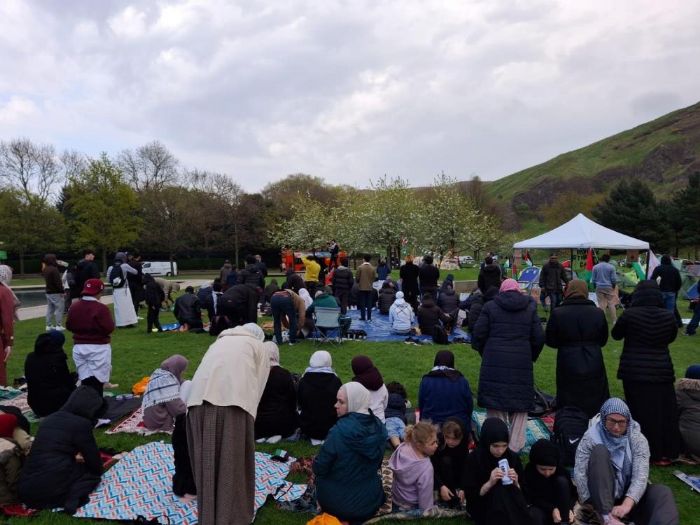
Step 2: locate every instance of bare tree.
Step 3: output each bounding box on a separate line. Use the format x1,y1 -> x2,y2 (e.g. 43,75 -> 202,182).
117,140 -> 179,191
60,149 -> 88,180
0,138 -> 62,203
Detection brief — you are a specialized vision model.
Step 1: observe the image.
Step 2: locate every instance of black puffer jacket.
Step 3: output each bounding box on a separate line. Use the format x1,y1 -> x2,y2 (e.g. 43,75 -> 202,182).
417,296 -> 450,335
437,288 -> 459,314
298,372 -> 342,440
613,284 -> 678,384
477,264 -> 502,293
377,286 -> 396,314
255,366 -> 298,439
25,333 -> 76,417
649,263 -> 682,293
472,291 -> 544,412
538,261 -> 569,293
467,287 -> 498,332
399,263 -> 420,294
332,266 -> 354,293
239,263 -> 264,289
419,264 -> 440,290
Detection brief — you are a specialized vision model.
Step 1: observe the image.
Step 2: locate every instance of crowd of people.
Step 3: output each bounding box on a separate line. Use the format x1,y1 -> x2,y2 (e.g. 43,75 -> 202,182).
0,245 -> 696,525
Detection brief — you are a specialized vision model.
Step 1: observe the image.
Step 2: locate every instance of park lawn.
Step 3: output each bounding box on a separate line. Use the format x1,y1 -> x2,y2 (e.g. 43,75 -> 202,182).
7,307 -> 700,525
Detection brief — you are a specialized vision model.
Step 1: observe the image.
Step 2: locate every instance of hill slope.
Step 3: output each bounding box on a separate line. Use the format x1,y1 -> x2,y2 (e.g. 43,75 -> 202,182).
486,101 -> 700,231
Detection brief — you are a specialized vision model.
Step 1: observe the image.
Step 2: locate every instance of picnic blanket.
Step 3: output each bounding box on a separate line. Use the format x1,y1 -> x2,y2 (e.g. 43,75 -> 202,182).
75,442 -> 307,523
105,406 -> 171,435
472,409 -> 552,454
0,391 -> 38,423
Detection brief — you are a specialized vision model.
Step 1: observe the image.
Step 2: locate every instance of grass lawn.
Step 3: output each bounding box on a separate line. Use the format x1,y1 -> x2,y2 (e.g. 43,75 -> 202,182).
7,303 -> 700,524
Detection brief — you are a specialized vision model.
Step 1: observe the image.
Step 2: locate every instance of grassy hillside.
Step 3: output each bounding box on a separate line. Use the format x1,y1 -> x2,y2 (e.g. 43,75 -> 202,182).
486,101 -> 700,231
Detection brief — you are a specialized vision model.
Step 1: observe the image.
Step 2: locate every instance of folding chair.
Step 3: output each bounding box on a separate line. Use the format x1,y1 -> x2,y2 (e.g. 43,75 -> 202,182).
313,307 -> 343,345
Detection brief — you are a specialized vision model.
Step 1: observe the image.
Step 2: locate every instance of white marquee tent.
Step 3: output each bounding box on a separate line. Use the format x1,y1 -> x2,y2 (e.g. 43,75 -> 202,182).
513,213 -> 650,250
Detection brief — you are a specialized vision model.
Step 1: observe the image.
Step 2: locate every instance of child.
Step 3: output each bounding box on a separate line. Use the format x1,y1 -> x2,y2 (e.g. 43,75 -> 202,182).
431,417 -> 470,508
463,417 -> 530,525
389,421 -> 439,516
385,381 -> 408,449
522,439 -> 574,525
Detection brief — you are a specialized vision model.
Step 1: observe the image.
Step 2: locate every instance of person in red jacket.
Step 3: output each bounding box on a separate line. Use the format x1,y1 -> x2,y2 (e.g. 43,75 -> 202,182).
66,279 -> 115,394
0,265 -> 20,386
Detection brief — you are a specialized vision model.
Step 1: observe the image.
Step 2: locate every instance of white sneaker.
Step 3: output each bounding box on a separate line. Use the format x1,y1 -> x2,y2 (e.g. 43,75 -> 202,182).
255,438 -> 266,444
266,435 -> 282,444
310,438 -> 325,446
55,325 -> 65,331
46,325 -> 54,331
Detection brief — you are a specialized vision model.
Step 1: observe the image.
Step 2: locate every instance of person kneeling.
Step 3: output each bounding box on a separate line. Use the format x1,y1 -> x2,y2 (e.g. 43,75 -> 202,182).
523,439 -> 574,525
573,398 -> 679,525
254,342 -> 298,443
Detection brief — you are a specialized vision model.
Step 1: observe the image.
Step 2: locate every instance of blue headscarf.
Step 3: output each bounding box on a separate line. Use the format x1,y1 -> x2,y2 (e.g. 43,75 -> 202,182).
591,398 -> 633,499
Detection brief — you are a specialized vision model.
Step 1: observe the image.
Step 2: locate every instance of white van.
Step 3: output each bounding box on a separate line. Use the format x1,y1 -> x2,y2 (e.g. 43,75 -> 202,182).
142,261 -> 178,276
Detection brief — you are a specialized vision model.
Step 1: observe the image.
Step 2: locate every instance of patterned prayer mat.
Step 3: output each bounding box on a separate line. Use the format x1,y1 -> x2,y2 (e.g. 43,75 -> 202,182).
105,406 -> 171,436
75,442 -> 306,523
0,391 -> 38,423
472,409 -> 552,454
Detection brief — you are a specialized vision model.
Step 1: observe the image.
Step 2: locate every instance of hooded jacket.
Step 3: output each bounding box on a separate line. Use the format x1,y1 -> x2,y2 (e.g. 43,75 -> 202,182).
378,285 -> 396,314
332,265 -> 354,293
389,442 -> 435,511
650,259 -> 682,293
437,287 -> 459,314
389,297 -> 415,333
538,260 -> 569,293
477,264 -> 502,294
18,386 -> 104,510
313,412 -> 387,521
417,296 -> 450,335
472,290 -> 544,412
25,332 -> 76,417
43,254 -> 63,294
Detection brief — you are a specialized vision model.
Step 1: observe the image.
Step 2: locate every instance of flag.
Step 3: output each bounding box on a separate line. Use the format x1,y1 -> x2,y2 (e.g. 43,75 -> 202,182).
524,250 -> 533,267
586,248 -> 594,271
648,251 -> 660,277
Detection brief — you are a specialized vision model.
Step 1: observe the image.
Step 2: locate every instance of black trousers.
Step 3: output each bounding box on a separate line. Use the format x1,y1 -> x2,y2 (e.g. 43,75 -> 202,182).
334,290 -> 349,314
172,413 -> 196,496
63,465 -> 102,514
527,475 -> 572,525
146,305 -> 162,332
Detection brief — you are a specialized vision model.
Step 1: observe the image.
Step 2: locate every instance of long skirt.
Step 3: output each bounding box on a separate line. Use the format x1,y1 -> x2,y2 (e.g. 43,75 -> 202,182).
113,287 -> 138,327
187,403 -> 255,525
623,381 -> 681,461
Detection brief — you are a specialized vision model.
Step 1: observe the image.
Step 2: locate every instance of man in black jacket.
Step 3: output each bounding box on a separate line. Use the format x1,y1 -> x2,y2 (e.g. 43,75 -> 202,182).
650,255 -> 683,327
173,286 -> 203,331
538,254 -> 569,310
419,255 -> 440,299
332,258 -> 354,314
74,250 -> 100,299
477,256 -> 502,293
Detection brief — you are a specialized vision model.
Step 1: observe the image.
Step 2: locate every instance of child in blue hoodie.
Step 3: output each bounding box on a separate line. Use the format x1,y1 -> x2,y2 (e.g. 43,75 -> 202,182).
389,421 -> 439,516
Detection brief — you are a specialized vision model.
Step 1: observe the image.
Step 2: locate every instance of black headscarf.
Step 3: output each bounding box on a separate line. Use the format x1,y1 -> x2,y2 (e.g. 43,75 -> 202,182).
630,280 -> 664,308
475,417 -> 512,468
424,350 -> 464,381
528,439 -> 560,467
351,355 -> 384,391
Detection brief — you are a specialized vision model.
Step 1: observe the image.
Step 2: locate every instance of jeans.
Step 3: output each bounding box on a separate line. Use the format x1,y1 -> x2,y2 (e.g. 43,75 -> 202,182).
542,291 -> 563,309
686,305 -> 700,335
46,293 -> 64,327
359,290 -> 373,320
661,291 -> 676,312
271,294 -> 297,344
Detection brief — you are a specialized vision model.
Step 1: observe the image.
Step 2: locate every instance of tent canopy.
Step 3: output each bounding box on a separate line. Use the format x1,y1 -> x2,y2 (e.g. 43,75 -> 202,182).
513,213 -> 650,250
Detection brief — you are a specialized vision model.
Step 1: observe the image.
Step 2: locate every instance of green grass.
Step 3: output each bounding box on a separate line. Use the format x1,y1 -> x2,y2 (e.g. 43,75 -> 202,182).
8,303 -> 700,524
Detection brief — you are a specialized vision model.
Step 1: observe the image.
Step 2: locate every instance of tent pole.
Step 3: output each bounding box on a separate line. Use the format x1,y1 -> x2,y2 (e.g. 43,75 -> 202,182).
645,249 -> 650,279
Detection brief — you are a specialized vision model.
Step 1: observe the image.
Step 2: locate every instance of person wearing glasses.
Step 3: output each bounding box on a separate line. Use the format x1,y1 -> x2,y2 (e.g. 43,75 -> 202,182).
573,398 -> 679,525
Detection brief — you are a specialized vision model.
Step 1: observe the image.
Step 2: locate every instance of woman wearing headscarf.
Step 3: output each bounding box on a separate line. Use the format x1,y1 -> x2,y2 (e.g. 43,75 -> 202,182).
142,355 -> 189,431
676,364 -> 700,462
471,278 -> 544,452
107,252 -> 138,328
254,342 -> 298,442
574,398 -> 679,525
463,417 -> 530,525
298,350 -> 342,444
25,331 -> 77,417
612,280 -> 680,465
313,382 -> 387,523
389,291 -> 416,334
418,350 -> 473,428
0,265 -> 19,386
545,279 -> 609,418
522,439 -> 575,525
186,323 -> 270,525
18,386 -> 106,514
351,355 -> 389,422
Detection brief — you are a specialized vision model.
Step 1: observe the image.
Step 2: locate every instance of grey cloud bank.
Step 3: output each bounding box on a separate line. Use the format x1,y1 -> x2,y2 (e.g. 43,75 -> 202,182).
1,0 -> 699,191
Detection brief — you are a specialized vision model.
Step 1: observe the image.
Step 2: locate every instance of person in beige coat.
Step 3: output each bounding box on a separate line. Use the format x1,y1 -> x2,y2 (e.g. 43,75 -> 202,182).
356,255 -> 377,321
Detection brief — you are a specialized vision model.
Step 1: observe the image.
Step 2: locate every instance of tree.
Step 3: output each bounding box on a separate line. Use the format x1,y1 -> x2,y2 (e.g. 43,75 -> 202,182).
66,154 -> 142,269
669,171 -> 700,256
0,138 -> 62,203
117,141 -> 179,191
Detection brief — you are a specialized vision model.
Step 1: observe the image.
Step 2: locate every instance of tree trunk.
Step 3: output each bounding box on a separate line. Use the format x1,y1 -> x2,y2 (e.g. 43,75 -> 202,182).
19,250 -> 25,276
169,253 -> 175,276
234,225 -> 240,269
102,249 -> 107,273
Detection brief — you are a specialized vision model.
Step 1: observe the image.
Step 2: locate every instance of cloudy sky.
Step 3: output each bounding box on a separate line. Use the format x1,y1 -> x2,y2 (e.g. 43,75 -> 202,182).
1,0 -> 699,191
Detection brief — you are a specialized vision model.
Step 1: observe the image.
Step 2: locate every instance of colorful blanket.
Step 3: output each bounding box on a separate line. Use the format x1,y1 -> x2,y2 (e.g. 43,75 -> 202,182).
472,409 -> 552,454
105,406 -> 171,435
0,392 -> 38,423
75,442 -> 306,523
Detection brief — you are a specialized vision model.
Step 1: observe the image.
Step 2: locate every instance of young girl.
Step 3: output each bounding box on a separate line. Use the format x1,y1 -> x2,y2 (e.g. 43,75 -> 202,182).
384,381 -> 408,449
522,439 -> 574,525
464,417 -> 530,525
431,417 -> 470,508
389,421 -> 439,515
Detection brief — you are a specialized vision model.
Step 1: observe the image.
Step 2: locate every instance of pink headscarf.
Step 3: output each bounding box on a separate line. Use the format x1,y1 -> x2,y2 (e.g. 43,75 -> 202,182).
499,278 -> 520,293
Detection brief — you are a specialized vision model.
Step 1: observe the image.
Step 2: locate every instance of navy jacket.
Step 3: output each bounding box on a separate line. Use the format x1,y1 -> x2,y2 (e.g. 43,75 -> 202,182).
472,291 -> 544,412
418,371 -> 473,427
313,412 -> 387,522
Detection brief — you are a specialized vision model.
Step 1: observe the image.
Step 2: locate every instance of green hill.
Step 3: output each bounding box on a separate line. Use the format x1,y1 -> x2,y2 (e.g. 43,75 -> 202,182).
486,101 -> 700,233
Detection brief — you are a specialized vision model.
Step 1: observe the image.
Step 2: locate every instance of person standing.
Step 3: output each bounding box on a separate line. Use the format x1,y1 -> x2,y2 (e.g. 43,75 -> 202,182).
0,265 -> 19,387
650,255 -> 683,327
538,254 -> 569,310
186,323 -> 270,525
219,260 -> 233,290
332,258 -> 354,314
127,253 -> 144,315
329,240 -> 340,269
143,274 -> 165,333
612,280 -> 681,465
591,254 -> 619,324
303,255 -> 321,296
43,254 -> 65,331
356,255 -> 377,321
419,255 -> 440,299
399,255 -> 420,311
545,279 -> 610,418
477,256 -> 502,294
74,250 -> 100,300
471,279 -> 545,452
107,252 -> 138,328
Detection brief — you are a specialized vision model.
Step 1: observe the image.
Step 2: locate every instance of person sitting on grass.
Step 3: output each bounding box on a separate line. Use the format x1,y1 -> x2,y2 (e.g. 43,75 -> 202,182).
522,439 -> 575,525
431,417 -> 470,509
389,421 -> 439,516
385,381 -> 409,449
573,398 -> 679,525
297,351 -> 342,445
173,286 -> 203,332
463,417 -> 530,525
417,293 -> 452,336
18,386 -> 106,514
389,291 -> 416,334
254,342 -> 298,444
351,355 -> 389,422
418,350 -> 473,427
378,281 -> 397,315
0,411 -> 32,505
142,355 -> 189,432
25,331 -> 76,418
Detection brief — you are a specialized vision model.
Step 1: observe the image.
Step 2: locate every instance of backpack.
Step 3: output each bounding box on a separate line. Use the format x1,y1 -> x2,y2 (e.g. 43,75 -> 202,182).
432,324 -> 449,345
552,406 -> 590,467
109,262 -> 125,288
528,387 -> 556,417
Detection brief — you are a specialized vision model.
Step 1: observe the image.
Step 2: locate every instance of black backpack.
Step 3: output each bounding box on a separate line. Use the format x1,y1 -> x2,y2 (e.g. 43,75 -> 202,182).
552,406 -> 590,467
109,261 -> 125,288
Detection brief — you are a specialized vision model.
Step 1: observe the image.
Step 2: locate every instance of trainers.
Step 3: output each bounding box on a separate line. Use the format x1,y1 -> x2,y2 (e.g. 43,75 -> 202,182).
55,325 -> 65,331
266,435 -> 282,444
46,325 -> 54,331
310,438 -> 324,446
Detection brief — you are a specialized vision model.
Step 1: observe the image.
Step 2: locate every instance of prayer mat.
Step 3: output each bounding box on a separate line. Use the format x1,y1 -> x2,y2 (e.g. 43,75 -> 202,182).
75,442 -> 307,524
101,396 -> 143,423
105,406 -> 171,435
0,392 -> 38,423
472,409 -> 552,454
674,470 -> 700,493
0,387 -> 22,401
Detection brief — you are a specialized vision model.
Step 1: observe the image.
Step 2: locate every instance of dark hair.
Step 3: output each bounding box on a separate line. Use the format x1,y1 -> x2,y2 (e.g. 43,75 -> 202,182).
601,254 -> 610,262
424,255 -> 433,265
83,249 -> 95,257
442,419 -> 464,440
422,293 -> 434,301
485,256 -> 493,265
185,286 -> 194,293
363,254 -> 371,262
306,255 -> 315,261
212,282 -> 222,292
340,257 -> 349,266
386,381 -> 407,399
660,254 -> 672,265
246,255 -> 256,265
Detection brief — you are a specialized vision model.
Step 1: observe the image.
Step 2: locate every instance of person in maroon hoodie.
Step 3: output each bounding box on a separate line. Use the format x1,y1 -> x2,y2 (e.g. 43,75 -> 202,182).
66,278 -> 115,394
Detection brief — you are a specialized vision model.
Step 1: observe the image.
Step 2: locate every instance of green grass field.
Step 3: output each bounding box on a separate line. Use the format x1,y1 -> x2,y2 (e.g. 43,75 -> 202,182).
7,303 -> 700,524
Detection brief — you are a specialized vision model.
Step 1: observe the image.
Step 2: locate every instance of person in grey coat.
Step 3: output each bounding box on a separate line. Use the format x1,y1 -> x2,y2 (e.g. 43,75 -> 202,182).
573,398 -> 679,525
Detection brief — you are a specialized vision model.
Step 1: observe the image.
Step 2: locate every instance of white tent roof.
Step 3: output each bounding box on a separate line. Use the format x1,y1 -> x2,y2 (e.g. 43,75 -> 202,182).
513,213 -> 650,250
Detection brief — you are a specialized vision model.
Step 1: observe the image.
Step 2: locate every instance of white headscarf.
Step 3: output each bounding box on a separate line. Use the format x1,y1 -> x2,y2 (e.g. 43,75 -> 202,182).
240,322 -> 265,341
298,288 -> 313,308
0,265 -> 20,320
264,341 -> 280,366
341,382 -> 370,415
305,350 -> 335,375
